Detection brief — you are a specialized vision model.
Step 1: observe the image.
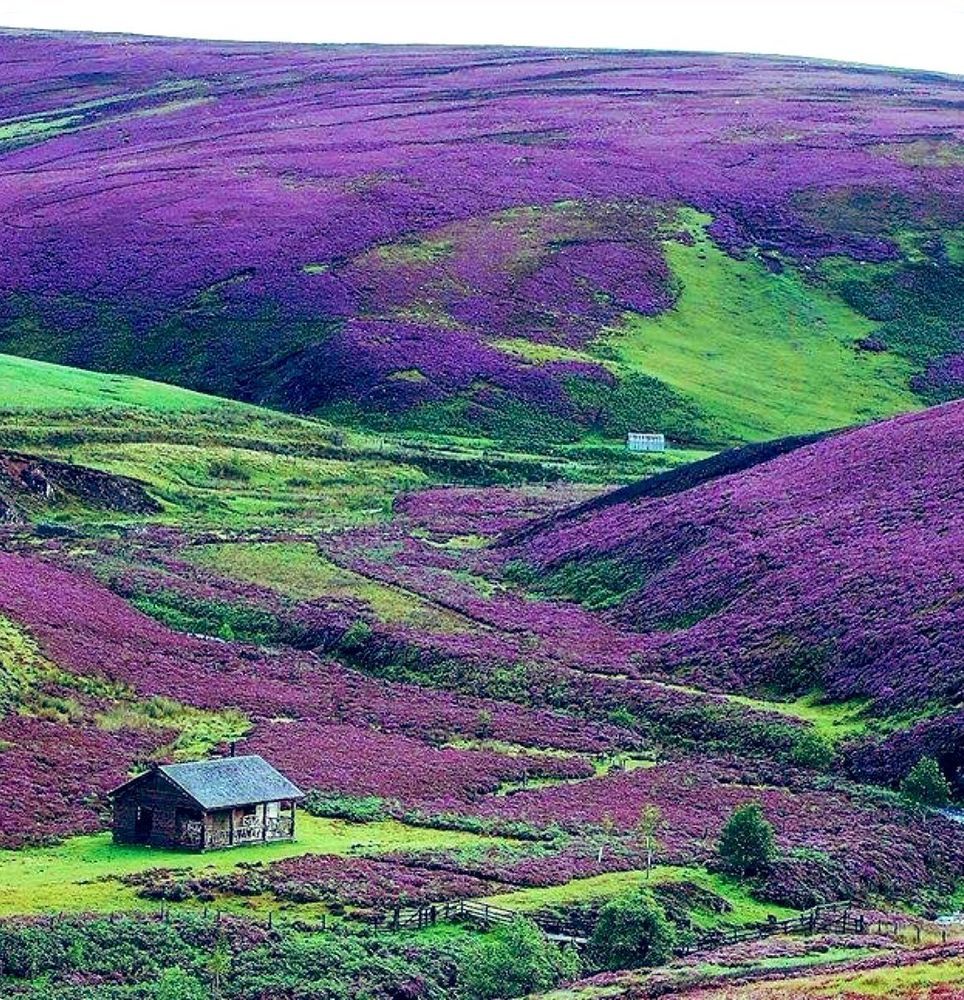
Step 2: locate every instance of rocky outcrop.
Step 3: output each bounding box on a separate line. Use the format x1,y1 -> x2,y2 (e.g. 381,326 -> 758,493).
0,451 -> 160,519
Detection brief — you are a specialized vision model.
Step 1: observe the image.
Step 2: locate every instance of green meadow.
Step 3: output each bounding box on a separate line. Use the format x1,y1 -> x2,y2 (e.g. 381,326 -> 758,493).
0,816 -> 504,916
594,210 -> 920,444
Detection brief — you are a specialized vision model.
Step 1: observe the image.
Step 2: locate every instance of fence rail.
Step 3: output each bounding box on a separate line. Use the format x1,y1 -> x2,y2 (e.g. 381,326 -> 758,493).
676,901 -> 861,955
376,898 -> 863,953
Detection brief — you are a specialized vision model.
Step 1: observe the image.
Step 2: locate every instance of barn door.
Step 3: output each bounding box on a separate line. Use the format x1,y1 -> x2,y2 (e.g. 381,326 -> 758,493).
134,806 -> 154,842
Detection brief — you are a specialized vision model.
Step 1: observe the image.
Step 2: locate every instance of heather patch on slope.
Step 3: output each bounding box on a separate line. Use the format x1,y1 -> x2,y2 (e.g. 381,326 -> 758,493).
503,402 -> 964,711
0,36 -> 960,445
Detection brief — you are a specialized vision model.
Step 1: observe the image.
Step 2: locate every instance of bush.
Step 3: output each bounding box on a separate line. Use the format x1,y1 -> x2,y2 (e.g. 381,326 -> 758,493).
790,731 -> 835,770
587,889 -> 676,971
459,918 -> 580,1000
716,802 -> 777,877
302,791 -> 390,823
900,757 -> 951,806
155,967 -> 207,1000
339,620 -> 373,651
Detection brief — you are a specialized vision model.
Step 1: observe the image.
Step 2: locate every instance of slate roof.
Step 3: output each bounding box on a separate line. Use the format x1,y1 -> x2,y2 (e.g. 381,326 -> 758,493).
115,755 -> 304,810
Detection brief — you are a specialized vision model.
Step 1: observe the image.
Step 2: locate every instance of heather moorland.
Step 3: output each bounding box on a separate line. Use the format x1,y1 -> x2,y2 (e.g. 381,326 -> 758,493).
0,28 -> 961,1000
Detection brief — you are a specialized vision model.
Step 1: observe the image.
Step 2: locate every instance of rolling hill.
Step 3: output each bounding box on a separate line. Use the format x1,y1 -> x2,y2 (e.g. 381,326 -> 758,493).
0,27 -> 962,1000
501,402 -> 964,712
0,32 -> 961,447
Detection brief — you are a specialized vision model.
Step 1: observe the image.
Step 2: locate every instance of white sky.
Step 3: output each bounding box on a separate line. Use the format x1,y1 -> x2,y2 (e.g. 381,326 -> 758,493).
0,0 -> 961,76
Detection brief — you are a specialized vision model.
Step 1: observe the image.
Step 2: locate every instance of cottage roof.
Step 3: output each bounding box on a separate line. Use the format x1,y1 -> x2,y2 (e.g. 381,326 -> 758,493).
112,755 -> 304,810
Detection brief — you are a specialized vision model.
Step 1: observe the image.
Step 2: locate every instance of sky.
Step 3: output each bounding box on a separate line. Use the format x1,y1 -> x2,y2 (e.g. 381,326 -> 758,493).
0,0 -> 961,75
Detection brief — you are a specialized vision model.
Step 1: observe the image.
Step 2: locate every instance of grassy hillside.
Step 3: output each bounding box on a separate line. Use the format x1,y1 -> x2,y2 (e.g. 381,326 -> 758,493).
0,352 -> 698,529
0,35 -> 960,447
0,32 -> 962,1000
595,211 -> 921,442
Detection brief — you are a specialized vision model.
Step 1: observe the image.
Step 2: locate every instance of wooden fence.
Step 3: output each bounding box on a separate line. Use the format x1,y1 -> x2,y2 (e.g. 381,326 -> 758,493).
675,901 -> 859,955
377,898 -> 867,953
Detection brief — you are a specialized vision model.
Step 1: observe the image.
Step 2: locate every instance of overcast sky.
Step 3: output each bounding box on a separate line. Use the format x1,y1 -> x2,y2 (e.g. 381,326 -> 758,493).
1,0 -> 961,75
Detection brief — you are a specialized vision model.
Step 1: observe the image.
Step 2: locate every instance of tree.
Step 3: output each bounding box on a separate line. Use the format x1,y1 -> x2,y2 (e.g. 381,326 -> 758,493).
790,731 -> 834,771
716,802 -> 776,877
459,918 -> 580,1000
154,967 -> 206,1000
636,805 -> 664,877
597,811 -> 617,863
475,709 -> 494,739
900,757 -> 950,806
205,938 -> 232,1000
588,889 -> 676,971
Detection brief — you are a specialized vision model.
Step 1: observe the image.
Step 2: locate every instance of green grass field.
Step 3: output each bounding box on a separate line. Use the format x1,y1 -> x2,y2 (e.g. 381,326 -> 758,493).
0,353 -> 242,413
594,210 -> 920,444
187,541 -> 476,631
0,816 -> 505,916
485,867 -> 798,927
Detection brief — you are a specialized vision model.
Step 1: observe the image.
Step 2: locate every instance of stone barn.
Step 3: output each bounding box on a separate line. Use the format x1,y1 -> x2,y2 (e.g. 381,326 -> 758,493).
110,754 -> 304,851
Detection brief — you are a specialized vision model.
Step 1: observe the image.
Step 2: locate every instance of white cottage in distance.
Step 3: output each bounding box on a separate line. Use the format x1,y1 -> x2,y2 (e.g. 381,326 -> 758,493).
627,432 -> 666,453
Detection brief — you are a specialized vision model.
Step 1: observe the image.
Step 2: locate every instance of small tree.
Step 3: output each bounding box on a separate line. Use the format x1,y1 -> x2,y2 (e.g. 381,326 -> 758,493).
459,918 -> 580,1000
900,757 -> 950,807
475,709 -> 494,739
205,938 -> 232,1000
588,889 -> 676,971
597,811 -> 617,863
716,802 -> 776,878
636,805 -> 664,877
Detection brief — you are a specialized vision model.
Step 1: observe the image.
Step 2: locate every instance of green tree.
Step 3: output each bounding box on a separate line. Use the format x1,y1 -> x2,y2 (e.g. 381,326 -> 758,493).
459,918 -> 580,1000
636,805 -> 664,877
597,811 -> 617,863
900,757 -> 950,806
205,937 -> 232,999
154,967 -> 206,1000
716,802 -> 777,877
790,731 -> 834,770
588,889 -> 676,971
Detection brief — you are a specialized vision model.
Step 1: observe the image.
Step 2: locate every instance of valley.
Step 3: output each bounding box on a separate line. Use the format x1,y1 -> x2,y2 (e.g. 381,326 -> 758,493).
0,28 -> 960,1000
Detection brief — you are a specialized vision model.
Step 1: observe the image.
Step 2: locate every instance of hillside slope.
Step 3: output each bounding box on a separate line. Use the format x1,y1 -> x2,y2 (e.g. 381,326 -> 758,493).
502,401 -> 964,710
0,33 -> 961,445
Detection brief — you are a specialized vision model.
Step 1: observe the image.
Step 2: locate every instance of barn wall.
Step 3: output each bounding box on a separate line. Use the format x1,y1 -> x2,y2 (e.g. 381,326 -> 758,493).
111,770 -> 201,849
112,795 -> 140,844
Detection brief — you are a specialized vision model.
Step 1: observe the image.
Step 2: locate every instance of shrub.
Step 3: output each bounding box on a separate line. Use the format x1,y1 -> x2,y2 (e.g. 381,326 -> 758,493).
587,888 -> 676,971
302,791 -> 390,823
207,458 -> 250,482
900,756 -> 951,806
155,967 -> 207,1000
459,918 -> 580,1000
790,731 -> 835,770
339,620 -> 373,651
716,802 -> 777,877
